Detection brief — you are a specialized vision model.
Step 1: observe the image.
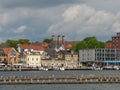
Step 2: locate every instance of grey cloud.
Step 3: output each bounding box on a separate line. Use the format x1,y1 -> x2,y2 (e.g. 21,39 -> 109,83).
47,4 -> 120,41
0,0 -> 120,42
0,0 -> 85,9
85,0 -> 120,13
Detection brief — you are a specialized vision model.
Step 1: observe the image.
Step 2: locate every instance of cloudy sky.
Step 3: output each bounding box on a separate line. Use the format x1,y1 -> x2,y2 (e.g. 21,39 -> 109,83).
0,0 -> 120,42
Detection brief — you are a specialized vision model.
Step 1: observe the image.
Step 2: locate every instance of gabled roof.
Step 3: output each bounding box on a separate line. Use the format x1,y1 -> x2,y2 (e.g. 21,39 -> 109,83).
65,44 -> 72,49
3,48 -> 12,55
20,44 -> 45,51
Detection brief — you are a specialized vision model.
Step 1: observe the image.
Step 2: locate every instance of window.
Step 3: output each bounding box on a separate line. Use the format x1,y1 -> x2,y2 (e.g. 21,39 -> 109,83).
36,58 -> 38,61
32,58 -> 34,61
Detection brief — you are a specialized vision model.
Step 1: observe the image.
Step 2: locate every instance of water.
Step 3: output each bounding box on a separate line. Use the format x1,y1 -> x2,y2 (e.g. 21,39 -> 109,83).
0,70 -> 120,90
1,84 -> 120,90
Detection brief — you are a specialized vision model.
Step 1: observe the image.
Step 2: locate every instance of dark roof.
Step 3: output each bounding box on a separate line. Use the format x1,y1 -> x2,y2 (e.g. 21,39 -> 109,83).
58,50 -> 71,55
45,48 -> 57,58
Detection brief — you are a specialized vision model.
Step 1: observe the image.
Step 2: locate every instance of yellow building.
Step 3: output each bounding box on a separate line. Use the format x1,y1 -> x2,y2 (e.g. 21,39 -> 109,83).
26,54 -> 41,67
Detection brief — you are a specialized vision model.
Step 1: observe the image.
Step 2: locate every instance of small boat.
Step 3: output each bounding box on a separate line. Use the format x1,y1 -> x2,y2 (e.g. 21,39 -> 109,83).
103,66 -> 114,70
53,67 -> 60,71
93,67 -> 103,70
60,67 -> 65,71
52,67 -> 65,71
39,67 -> 48,71
113,66 -> 119,70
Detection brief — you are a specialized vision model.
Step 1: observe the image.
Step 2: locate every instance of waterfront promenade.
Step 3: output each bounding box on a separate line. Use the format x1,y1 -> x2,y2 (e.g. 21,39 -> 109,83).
1,75 -> 120,85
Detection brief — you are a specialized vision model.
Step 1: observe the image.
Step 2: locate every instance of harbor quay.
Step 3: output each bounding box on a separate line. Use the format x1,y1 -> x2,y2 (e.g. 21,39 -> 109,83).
0,75 -> 120,85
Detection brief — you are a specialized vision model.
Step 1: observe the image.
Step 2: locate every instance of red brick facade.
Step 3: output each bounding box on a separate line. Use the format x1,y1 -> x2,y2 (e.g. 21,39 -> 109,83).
106,32 -> 120,49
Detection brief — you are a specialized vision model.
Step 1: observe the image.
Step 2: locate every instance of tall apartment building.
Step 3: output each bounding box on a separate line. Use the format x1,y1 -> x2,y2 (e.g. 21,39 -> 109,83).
112,32 -> 120,49
106,32 -> 120,49
79,48 -> 120,66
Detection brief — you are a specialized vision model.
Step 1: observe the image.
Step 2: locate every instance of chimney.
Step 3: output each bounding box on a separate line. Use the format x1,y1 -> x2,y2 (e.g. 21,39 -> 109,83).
62,35 -> 65,45
52,35 -> 55,44
57,35 -> 60,45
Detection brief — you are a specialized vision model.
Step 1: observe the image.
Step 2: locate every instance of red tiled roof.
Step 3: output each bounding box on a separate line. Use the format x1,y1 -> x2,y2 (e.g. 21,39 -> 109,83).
3,48 -> 12,55
65,44 -> 72,49
20,44 -> 45,50
41,43 -> 48,48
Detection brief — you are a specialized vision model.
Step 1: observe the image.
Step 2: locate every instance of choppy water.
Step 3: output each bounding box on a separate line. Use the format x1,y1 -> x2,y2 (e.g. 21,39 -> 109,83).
0,70 -> 120,90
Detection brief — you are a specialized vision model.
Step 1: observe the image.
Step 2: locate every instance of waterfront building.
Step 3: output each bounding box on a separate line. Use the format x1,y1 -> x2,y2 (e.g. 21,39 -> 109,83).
17,44 -> 49,64
3,48 -> 19,65
17,44 -> 46,55
41,50 -> 78,69
0,48 -> 7,64
26,53 -> 41,67
79,48 -> 120,66
64,51 -> 78,69
41,59 -> 65,68
112,32 -> 120,49
106,32 -> 120,49
106,41 -> 112,48
41,35 -> 78,69
17,35 -> 78,69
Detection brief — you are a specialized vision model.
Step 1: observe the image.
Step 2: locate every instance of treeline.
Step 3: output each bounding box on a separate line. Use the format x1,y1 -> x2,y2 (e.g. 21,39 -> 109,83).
0,38 -> 52,50
1,39 -> 31,50
71,37 -> 105,51
0,37 -> 105,51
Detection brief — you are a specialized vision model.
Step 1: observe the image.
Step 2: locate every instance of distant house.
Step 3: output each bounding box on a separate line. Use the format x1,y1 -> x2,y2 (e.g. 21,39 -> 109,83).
0,48 -> 7,64
26,54 -> 41,67
17,44 -> 51,66
41,50 -> 78,69
41,35 -> 78,69
17,35 -> 78,69
3,48 -> 19,65
106,41 -> 112,48
64,51 -> 78,69
45,35 -> 73,59
17,44 -> 50,59
18,44 -> 45,54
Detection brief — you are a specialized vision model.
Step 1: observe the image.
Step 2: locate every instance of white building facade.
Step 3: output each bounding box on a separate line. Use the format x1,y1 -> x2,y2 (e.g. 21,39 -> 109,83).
26,54 -> 41,67
79,48 -> 120,66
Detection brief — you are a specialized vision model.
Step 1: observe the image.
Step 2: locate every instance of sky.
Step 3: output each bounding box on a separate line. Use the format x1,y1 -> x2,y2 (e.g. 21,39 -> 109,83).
0,0 -> 120,42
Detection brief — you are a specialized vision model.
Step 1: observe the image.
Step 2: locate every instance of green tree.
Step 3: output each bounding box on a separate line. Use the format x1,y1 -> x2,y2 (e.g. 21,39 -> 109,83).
1,39 -> 31,50
6,40 -> 18,49
18,39 -> 30,44
43,38 -> 52,43
72,37 -> 105,51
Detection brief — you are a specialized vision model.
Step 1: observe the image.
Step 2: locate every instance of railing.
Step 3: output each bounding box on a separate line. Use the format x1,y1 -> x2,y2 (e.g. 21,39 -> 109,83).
0,75 -> 120,85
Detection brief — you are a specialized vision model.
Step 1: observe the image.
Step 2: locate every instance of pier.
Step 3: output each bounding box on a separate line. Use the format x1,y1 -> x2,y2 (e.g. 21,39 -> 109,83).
0,75 -> 120,85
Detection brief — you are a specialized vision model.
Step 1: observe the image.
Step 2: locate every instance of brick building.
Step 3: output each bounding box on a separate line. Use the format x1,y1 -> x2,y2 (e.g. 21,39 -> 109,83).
112,32 -> 120,49
106,32 -> 120,49
106,41 -> 112,48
